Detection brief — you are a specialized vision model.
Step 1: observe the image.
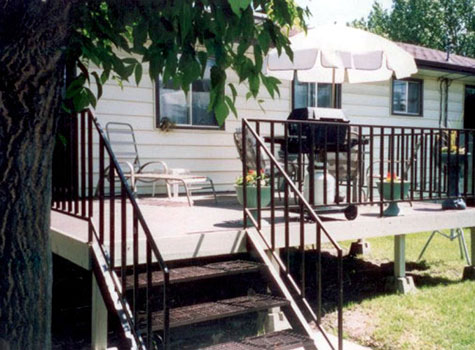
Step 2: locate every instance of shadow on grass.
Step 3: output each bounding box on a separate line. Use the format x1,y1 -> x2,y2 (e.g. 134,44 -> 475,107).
284,249 -> 461,315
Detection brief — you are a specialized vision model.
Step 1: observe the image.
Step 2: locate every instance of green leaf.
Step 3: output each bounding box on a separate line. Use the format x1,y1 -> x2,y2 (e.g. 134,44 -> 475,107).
66,75 -> 86,98
84,87 -> 97,108
180,2 -> 192,43
228,0 -> 251,17
123,57 -> 138,65
225,95 -> 238,118
214,97 -> 229,126
77,60 -> 90,83
133,20 -> 148,50
228,83 -> 237,103
73,90 -> 90,112
91,71 -> 103,99
248,73 -> 259,97
134,63 -> 143,86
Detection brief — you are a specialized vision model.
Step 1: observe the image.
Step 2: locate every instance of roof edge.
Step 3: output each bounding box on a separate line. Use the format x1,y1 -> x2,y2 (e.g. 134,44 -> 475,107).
416,59 -> 475,76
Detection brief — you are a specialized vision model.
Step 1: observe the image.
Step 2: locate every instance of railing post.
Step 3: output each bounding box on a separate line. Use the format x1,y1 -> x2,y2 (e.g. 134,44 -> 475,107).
242,119 -> 248,228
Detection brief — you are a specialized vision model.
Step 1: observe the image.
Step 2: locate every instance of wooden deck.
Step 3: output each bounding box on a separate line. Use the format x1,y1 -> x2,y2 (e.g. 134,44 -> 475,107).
50,193 -> 475,268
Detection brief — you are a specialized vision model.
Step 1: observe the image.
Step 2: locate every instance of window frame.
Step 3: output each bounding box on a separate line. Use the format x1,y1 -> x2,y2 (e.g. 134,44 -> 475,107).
391,78 -> 424,117
291,79 -> 342,110
155,62 -> 224,131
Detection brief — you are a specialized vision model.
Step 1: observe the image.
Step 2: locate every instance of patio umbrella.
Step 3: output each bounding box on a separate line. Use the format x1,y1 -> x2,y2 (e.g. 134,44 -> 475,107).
263,24 -> 417,104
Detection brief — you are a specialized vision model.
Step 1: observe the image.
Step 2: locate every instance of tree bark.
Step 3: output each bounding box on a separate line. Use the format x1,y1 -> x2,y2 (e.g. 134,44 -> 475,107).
0,1 -> 71,349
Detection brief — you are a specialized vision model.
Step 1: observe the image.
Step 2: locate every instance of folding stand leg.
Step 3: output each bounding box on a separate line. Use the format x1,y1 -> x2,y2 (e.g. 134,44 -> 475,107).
463,227 -> 475,280
417,231 -> 437,261
458,228 -> 471,265
418,228 -> 471,265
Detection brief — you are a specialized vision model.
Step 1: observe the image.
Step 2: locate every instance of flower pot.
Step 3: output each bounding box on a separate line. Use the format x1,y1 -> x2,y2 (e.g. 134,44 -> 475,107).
234,185 -> 271,208
377,181 -> 410,216
235,185 -> 271,226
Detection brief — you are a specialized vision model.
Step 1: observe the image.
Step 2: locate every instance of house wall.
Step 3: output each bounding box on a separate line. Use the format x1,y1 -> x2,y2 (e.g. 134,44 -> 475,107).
93,63 -> 472,193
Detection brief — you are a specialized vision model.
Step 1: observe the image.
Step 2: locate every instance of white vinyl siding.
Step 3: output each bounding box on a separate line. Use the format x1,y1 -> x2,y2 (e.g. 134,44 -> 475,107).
93,56 -> 471,193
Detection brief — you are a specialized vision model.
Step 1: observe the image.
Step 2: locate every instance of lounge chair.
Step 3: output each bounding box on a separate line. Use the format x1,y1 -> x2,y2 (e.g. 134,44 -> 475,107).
104,122 -> 216,206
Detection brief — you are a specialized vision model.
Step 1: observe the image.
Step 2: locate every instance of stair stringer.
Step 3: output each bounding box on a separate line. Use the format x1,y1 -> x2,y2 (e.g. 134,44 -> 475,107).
246,228 -> 317,344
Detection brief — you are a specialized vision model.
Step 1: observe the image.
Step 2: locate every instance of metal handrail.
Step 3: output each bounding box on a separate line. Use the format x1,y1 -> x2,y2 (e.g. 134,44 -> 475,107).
51,109 -> 170,350
242,118 -> 344,350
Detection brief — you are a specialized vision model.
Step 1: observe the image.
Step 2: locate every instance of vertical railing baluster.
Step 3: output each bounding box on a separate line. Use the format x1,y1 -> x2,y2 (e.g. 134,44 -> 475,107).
256,122 -> 262,229
81,111 -> 86,217
401,128 -> 405,201
411,129 -> 416,201
242,120 -> 248,227
121,183 -> 127,293
284,123 -> 290,270
146,240 -> 152,349
335,125 -> 340,205
133,207 -> 139,323
88,112 -> 94,222
309,124 -> 315,206
464,130 -> 469,196
420,130 -> 425,199
472,130 -> 475,196
338,248 -> 343,350
163,269 -> 170,350
316,224 -> 322,326
390,128 -> 395,201
270,122 -> 275,251
357,126 -> 363,203
379,128 -> 384,216
323,125 -> 328,205
429,130 -> 434,198
73,114 -> 79,214
369,127 -> 374,202
438,129 -> 443,198
346,124 -> 351,203
99,137 -> 105,244
109,156 -> 115,269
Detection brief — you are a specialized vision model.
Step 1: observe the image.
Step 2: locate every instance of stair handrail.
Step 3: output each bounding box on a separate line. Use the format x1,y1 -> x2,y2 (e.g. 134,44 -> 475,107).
52,109 -> 170,350
242,118 -> 344,350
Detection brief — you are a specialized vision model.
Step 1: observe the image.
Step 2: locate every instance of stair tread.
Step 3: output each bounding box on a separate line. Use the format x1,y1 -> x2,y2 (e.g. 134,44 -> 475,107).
199,330 -> 315,350
140,294 -> 289,330
125,260 -> 262,288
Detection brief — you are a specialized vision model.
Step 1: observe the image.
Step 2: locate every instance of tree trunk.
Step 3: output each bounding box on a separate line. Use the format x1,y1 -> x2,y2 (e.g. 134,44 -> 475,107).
0,1 -> 71,349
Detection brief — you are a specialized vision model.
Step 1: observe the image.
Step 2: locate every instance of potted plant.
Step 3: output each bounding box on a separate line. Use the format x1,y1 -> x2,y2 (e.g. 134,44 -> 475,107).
235,170 -> 271,208
377,172 -> 410,216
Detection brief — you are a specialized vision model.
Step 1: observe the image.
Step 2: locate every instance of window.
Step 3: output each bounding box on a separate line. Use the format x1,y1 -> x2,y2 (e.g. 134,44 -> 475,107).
292,79 -> 341,109
392,79 -> 423,116
156,59 -> 220,129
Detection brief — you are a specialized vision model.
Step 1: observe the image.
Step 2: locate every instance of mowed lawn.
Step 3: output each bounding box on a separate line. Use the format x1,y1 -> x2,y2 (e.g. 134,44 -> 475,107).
328,230 -> 474,350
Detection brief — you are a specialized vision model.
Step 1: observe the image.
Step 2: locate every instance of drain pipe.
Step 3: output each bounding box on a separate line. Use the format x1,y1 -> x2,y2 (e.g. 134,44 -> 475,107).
438,77 -> 453,128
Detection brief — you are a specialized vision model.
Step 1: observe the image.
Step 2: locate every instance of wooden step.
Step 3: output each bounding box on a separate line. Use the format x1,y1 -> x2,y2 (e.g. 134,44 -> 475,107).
139,294 -> 289,331
124,260 -> 262,289
199,330 -> 315,350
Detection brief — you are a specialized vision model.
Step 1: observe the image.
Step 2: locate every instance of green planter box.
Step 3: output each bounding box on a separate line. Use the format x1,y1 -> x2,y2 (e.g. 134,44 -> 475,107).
377,181 -> 410,216
235,185 -> 271,208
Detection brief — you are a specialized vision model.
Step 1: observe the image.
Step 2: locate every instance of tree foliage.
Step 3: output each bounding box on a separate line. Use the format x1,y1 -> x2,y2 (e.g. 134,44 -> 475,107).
0,1 -> 309,349
67,0 -> 309,125
351,0 -> 475,58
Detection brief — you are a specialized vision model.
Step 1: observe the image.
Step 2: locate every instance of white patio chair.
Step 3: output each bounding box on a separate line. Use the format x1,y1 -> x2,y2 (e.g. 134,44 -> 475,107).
104,122 -> 217,206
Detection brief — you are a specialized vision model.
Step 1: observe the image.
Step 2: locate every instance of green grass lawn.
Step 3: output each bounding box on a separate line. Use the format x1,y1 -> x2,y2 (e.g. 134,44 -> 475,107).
328,230 -> 475,350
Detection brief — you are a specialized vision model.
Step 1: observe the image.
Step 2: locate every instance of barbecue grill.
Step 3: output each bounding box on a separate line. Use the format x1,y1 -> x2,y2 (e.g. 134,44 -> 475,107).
283,107 -> 359,220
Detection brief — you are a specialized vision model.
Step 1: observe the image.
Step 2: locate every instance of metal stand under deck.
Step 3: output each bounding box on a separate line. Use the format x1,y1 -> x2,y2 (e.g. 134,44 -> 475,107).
418,228 -> 471,265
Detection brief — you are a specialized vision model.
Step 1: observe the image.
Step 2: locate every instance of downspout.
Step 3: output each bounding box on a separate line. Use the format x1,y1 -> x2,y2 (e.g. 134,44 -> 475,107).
438,77 -> 453,128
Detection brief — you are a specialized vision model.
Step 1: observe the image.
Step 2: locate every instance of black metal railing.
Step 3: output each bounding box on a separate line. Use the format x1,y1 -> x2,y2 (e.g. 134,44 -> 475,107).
51,110 -> 170,350
247,118 -> 474,216
242,118 -> 344,350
